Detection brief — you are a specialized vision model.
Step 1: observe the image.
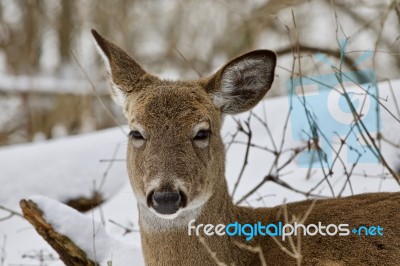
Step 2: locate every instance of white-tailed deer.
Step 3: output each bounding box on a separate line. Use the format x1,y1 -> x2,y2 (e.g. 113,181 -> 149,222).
92,30 -> 400,266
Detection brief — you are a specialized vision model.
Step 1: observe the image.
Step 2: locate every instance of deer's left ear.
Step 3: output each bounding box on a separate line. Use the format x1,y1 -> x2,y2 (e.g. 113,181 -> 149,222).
205,50 -> 276,114
91,29 -> 149,107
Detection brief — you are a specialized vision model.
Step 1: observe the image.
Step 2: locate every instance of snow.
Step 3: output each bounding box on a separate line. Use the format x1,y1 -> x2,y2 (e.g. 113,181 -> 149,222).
224,79 -> 400,206
0,79 -> 399,265
0,126 -> 129,208
0,126 -> 133,265
0,74 -> 108,95
30,195 -> 144,266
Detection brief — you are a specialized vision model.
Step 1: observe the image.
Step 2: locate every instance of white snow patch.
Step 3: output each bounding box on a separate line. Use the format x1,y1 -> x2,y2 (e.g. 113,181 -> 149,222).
30,195 -> 144,266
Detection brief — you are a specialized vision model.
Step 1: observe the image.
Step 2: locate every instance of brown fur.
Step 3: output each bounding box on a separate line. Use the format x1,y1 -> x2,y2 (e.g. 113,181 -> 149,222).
92,30 -> 400,266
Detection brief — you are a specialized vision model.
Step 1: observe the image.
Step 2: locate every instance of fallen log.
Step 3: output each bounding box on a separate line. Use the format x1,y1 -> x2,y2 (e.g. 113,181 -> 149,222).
20,199 -> 97,266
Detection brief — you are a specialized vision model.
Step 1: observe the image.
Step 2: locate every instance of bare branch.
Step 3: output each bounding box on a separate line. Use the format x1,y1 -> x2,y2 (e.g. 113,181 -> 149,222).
0,205 -> 23,222
20,199 -> 97,266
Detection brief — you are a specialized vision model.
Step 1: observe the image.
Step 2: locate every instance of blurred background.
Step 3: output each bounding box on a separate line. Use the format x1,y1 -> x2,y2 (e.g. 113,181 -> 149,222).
0,0 -> 399,146
0,2 -> 399,264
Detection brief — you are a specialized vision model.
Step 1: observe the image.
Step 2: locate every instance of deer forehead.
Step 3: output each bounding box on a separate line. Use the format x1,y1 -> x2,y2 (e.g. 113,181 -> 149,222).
125,85 -> 220,134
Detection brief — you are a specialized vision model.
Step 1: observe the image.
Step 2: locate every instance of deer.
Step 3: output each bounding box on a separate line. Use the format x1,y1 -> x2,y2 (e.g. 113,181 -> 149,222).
91,30 -> 400,266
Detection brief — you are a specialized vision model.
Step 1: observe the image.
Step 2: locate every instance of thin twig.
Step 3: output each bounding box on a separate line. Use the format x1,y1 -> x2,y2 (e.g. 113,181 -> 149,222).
198,236 -> 230,266
232,115 -> 253,198
233,242 -> 267,266
0,206 -> 23,221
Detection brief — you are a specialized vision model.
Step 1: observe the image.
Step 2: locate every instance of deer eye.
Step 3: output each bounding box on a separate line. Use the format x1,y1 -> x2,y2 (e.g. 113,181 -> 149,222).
194,130 -> 211,140
129,130 -> 144,140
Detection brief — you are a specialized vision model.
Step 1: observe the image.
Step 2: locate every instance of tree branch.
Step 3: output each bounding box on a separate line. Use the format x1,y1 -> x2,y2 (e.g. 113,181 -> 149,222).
20,199 -> 97,266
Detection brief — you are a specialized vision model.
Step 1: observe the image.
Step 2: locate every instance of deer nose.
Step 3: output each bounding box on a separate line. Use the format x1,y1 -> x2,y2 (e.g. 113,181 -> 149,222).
147,191 -> 186,215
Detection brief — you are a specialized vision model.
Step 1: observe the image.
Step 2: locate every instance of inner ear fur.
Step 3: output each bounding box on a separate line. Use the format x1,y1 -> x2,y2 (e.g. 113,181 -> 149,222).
205,50 -> 277,114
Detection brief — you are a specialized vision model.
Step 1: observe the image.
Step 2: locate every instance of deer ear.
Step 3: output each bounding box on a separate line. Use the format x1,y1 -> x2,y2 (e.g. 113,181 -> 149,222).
91,29 -> 147,107
205,50 -> 276,114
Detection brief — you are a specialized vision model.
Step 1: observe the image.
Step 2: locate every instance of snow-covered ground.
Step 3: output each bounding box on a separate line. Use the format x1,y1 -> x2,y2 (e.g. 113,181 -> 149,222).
0,79 -> 399,265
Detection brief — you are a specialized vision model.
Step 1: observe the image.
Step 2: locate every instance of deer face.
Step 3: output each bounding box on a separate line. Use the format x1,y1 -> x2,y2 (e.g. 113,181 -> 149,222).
92,30 -> 276,221
125,83 -> 224,220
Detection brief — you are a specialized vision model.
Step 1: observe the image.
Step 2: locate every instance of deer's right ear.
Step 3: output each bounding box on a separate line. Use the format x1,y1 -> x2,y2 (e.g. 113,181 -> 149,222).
205,50 -> 276,114
91,29 -> 147,107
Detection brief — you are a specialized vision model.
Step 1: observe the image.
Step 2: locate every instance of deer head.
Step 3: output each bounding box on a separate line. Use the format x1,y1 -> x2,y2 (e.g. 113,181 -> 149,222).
92,30 -> 276,225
